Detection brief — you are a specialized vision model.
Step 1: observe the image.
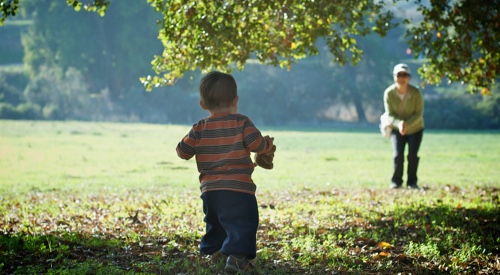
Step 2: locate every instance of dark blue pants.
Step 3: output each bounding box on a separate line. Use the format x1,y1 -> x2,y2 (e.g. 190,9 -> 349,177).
391,129 -> 424,186
199,190 -> 259,259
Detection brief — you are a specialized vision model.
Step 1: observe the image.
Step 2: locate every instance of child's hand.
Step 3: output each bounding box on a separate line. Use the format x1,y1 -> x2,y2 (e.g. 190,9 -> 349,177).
255,145 -> 276,169
263,136 -> 274,152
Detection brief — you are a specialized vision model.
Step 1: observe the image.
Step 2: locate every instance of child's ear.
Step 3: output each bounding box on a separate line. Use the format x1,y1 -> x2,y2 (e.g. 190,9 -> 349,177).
200,101 -> 208,110
232,96 -> 239,107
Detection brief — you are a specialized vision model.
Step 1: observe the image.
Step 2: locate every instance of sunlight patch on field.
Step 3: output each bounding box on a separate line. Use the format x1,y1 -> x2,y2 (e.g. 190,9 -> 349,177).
1,120 -> 499,196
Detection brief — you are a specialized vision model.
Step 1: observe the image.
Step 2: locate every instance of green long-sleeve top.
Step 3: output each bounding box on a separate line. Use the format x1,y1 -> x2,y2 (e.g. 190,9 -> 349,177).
383,84 -> 424,135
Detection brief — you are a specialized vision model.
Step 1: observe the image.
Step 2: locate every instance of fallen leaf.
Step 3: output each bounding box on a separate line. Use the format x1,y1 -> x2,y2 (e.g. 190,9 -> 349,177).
378,241 -> 391,249
379,251 -> 390,257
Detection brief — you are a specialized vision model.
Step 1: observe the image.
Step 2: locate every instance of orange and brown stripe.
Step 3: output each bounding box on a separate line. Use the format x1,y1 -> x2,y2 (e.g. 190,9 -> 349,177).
176,112 -> 273,194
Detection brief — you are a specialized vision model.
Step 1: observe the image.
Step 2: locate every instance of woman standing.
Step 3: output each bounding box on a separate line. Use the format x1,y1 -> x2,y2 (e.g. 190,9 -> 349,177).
382,64 -> 424,189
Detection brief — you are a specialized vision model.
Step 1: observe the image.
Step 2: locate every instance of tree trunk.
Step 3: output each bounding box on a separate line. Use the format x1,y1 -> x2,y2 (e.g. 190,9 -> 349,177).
345,66 -> 367,123
95,16 -> 117,100
352,91 -> 367,123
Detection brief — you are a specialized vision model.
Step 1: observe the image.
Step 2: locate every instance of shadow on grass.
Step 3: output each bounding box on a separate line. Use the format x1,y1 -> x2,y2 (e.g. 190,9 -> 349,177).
357,199 -> 500,274
1,232 -> 311,274
1,232 -> 203,274
372,204 -> 499,249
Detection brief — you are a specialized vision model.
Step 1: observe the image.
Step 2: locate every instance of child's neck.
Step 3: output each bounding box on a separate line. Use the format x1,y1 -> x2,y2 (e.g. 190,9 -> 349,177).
209,107 -> 234,116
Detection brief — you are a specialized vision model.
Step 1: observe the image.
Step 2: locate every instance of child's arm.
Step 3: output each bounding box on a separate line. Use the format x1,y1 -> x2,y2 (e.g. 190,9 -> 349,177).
242,119 -> 276,168
243,119 -> 274,154
176,130 -> 196,160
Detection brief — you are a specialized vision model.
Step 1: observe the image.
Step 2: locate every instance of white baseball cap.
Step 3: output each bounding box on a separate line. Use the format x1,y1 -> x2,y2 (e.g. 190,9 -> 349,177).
393,63 -> 411,75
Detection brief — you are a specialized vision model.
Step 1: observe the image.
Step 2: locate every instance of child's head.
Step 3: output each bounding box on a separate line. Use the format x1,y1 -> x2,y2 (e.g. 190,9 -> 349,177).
199,71 -> 238,112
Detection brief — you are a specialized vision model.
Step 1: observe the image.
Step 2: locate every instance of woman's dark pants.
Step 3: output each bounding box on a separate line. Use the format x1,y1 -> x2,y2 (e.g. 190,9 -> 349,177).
391,129 -> 424,187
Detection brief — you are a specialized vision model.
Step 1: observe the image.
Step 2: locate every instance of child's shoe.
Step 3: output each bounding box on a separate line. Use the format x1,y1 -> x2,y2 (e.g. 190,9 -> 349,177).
224,255 -> 257,275
211,250 -> 228,264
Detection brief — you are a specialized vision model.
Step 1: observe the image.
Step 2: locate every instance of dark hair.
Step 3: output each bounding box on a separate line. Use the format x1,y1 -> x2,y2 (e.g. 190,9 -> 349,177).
199,71 -> 237,110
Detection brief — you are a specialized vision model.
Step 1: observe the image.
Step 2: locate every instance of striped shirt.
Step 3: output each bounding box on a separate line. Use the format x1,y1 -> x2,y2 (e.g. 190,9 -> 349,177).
176,112 -> 273,194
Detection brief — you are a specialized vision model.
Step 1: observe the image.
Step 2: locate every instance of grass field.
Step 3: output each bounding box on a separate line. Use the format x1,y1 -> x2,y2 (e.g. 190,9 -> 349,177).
1,120 -> 499,274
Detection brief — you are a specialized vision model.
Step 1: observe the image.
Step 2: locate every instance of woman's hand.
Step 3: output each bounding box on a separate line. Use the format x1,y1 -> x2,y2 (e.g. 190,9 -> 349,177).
399,122 -> 407,136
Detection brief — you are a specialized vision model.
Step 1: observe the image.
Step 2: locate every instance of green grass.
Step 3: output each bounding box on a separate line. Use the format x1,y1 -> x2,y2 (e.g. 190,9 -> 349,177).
1,120 -> 498,195
0,120 -> 499,274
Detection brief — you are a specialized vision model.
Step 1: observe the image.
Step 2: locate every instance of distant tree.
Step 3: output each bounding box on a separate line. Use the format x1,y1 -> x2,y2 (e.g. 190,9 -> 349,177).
1,0 -> 498,94
20,0 -> 162,100
331,27 -> 411,123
